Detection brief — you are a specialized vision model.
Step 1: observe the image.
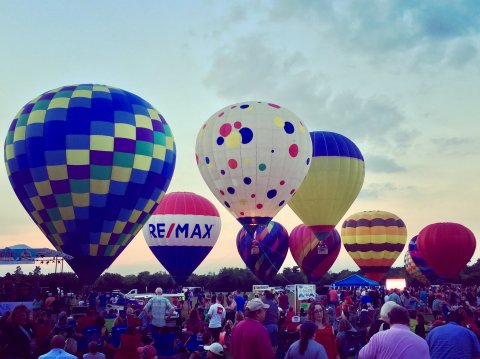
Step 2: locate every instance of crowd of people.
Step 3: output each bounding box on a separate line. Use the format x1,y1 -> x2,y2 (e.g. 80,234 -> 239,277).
0,283 -> 480,358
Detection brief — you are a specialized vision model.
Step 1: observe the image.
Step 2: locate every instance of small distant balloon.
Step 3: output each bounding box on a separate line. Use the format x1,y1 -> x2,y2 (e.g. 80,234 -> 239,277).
236,221 -> 289,284
4,84 -> 176,283
404,251 -> 429,285
196,101 -> 312,233
289,225 -> 341,282
143,192 -> 221,285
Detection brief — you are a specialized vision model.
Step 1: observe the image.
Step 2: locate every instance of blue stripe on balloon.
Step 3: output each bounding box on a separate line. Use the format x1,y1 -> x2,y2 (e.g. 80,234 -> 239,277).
311,131 -> 363,160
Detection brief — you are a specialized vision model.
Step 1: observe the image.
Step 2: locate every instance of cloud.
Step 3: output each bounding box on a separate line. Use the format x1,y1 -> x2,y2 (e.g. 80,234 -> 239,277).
357,182 -> 400,200
431,136 -> 480,156
365,154 -> 405,173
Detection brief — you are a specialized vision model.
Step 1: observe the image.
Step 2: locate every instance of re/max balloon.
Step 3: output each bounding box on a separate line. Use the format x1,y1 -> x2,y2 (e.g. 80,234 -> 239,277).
408,235 -> 437,283
289,224 -> 341,282
4,84 -> 176,283
196,102 -> 312,233
236,221 -> 289,284
289,132 -> 364,242
143,192 -> 221,285
417,222 -> 476,279
341,211 -> 407,283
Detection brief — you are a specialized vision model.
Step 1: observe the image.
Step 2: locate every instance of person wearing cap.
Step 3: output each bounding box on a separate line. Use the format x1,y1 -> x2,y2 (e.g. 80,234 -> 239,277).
359,306 -> 429,359
285,320 -> 328,359
426,308 -> 480,359
204,342 -> 224,358
230,298 -> 274,359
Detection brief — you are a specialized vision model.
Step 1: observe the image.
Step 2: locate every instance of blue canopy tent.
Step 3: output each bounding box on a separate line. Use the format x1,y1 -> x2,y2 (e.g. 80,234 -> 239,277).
332,274 -> 380,287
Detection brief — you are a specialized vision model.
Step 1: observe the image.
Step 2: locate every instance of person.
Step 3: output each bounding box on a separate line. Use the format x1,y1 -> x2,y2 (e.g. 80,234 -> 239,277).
136,344 -> 157,359
64,338 -> 78,357
286,320 -> 327,359
426,308 -> 480,359
387,289 -> 401,305
230,298 -> 274,359
415,313 -> 426,339
307,302 -> 339,359
232,311 -> 244,330
335,318 -> 360,358
52,311 -> 76,339
208,293 -> 226,342
329,287 -> 338,307
366,301 -> 396,342
225,294 -> 237,323
279,291 -> 289,313
204,342 -> 224,358
143,287 -> 175,332
233,290 -> 245,313
1,304 -> 35,359
83,341 -> 106,359
262,290 -> 279,350
358,306 -> 429,359
39,335 -> 77,358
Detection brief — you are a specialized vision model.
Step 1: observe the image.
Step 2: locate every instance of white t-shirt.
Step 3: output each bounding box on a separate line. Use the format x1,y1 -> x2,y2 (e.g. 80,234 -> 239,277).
208,303 -> 225,328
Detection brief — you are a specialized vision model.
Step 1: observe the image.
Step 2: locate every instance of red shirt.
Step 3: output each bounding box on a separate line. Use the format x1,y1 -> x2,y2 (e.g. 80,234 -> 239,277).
231,318 -> 274,359
314,324 -> 339,359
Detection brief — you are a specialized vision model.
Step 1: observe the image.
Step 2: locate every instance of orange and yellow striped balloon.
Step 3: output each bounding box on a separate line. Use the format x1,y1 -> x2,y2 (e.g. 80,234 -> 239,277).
341,211 -> 407,282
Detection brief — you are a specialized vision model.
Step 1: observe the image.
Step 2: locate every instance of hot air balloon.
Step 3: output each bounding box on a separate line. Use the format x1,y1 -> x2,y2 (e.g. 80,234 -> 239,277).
289,225 -> 341,282
236,221 -> 289,284
341,211 -> 407,282
142,192 -> 221,285
195,102 -> 312,234
404,251 -> 429,285
408,235 -> 437,283
4,84 -> 176,283
416,222 -> 476,279
289,132 -> 364,244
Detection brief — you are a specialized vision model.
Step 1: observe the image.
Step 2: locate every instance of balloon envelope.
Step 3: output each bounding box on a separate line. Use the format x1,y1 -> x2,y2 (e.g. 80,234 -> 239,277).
142,192 -> 221,285
289,225 -> 341,282
4,84 -> 176,283
196,102 -> 312,233
236,221 -> 289,284
404,251 -> 429,285
289,132 -> 364,241
341,211 -> 407,282
408,235 -> 437,283
417,222 -> 476,279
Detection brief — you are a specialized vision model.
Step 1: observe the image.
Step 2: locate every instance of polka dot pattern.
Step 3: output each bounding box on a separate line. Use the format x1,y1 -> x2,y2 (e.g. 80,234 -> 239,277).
195,101 -> 312,225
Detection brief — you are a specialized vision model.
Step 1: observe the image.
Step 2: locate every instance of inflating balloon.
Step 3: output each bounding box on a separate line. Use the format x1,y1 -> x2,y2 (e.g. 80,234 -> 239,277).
341,211 -> 407,282
236,221 -> 289,284
289,225 -> 341,282
289,132 -> 364,243
408,235 -> 437,283
4,84 -> 176,283
417,222 -> 476,279
196,102 -> 312,234
143,192 -> 221,285
404,251 -> 429,285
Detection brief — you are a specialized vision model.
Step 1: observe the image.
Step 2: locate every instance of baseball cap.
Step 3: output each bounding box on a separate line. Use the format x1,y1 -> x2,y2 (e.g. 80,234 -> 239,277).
137,345 -> 157,359
204,342 -> 224,356
246,298 -> 270,311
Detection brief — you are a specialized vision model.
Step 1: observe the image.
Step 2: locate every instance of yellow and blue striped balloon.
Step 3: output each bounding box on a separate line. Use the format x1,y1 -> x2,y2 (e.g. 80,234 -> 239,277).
4,84 -> 176,283
341,211 -> 407,282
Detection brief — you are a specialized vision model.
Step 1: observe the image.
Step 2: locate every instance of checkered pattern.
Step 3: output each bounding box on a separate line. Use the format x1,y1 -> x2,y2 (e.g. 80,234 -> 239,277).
5,84 -> 176,261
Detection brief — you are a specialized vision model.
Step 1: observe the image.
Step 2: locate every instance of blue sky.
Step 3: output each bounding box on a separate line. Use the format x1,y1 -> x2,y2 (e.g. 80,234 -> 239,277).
1,1 -> 479,277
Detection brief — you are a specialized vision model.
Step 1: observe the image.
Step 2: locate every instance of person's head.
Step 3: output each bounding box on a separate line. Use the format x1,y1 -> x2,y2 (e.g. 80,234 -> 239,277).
263,290 -> 274,301
204,342 -> 224,358
338,318 -> 353,332
234,311 -> 244,323
7,304 -> 29,326
155,287 -> 163,295
64,338 -> 77,354
380,302 -> 401,323
446,308 -> 464,324
216,293 -> 224,303
388,306 -> 410,326
137,344 -> 157,359
223,320 -> 233,332
307,302 -> 326,324
245,298 -> 269,322
50,335 -> 66,349
189,308 -> 199,320
300,320 -> 317,339
88,341 -> 99,354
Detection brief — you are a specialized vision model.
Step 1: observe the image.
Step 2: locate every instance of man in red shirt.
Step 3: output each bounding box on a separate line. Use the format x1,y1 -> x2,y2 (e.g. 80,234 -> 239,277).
231,298 -> 275,359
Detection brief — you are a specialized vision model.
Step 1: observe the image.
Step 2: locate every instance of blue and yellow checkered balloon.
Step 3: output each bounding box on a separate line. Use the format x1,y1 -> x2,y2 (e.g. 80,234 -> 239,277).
4,84 -> 176,283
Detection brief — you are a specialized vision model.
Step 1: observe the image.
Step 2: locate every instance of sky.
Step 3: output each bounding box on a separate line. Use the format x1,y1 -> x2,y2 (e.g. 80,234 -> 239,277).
0,0 -> 479,279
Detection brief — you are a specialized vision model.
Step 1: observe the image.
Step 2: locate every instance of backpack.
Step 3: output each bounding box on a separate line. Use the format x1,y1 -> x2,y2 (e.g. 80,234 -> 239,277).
341,331 -> 363,357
